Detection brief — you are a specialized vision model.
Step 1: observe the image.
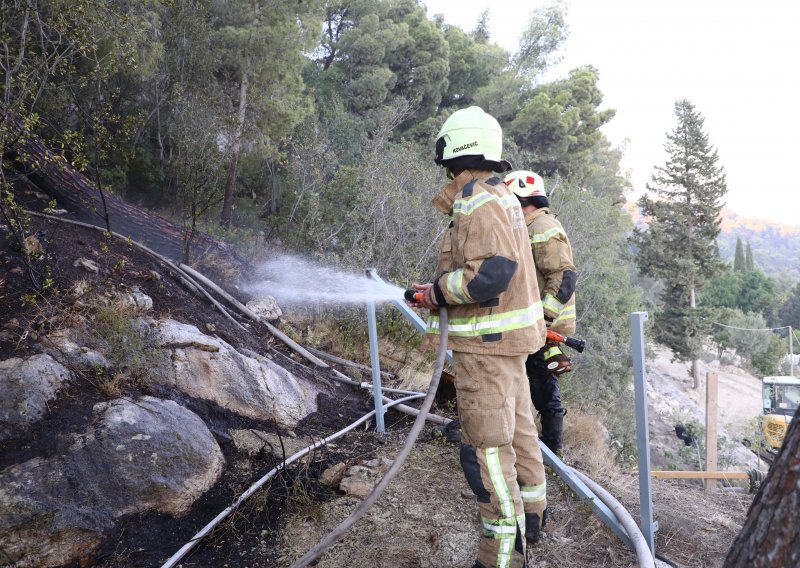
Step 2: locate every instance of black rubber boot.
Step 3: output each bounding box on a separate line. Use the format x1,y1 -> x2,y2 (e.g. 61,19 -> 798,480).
434,419 -> 462,444
540,410 -> 564,453
525,508 -> 548,544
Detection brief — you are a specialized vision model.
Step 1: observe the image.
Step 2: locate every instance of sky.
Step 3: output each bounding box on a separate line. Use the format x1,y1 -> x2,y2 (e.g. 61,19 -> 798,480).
423,0 -> 800,226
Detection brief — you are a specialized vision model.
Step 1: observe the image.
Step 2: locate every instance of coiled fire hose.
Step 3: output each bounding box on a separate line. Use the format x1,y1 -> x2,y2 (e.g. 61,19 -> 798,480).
288,308 -> 449,568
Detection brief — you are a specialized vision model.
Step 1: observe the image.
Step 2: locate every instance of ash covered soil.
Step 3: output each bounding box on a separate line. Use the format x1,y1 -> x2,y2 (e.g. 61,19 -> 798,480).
0,215 -> 753,568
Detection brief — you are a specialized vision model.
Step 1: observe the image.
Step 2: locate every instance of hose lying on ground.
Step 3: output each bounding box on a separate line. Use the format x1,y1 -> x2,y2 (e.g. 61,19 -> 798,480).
572,468 -> 655,568
159,391 -> 427,568
26,211 -> 249,333
288,308 -> 450,568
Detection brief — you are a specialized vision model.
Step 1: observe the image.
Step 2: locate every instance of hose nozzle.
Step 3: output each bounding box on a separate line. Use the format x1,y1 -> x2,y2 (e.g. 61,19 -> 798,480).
404,289 -> 424,303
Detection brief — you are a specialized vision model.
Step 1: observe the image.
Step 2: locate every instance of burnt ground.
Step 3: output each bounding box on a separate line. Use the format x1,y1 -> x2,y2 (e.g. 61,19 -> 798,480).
1,210 -> 755,568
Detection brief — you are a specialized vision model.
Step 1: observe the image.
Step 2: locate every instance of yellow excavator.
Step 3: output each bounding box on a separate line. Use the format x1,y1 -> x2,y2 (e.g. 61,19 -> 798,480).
761,376 -> 800,458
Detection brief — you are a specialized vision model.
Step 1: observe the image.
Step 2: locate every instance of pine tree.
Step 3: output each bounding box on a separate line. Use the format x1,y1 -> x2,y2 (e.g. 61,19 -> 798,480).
734,237 -> 745,271
633,99 -> 727,375
745,241 -> 755,271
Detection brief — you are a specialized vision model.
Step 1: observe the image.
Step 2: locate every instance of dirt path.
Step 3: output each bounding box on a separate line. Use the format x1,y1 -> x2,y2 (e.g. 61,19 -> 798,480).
646,346 -> 762,471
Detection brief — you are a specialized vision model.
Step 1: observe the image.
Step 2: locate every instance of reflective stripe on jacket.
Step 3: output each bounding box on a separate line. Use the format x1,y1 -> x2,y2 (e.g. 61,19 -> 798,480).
424,170 -> 546,356
525,207 -> 576,336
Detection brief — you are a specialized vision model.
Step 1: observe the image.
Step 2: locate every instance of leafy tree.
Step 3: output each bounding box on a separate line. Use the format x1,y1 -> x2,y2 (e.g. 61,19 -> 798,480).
632,100 -> 727,369
739,269 -> 778,323
471,9 -> 491,44
439,25 -> 507,109
751,333 -> 788,377
551,182 -> 641,402
734,237 -> 745,272
168,94 -> 229,262
504,67 -> 616,180
780,282 -> 800,328
319,0 -> 449,122
725,310 -> 771,361
701,268 -> 777,324
214,0 -> 321,225
511,1 -> 569,81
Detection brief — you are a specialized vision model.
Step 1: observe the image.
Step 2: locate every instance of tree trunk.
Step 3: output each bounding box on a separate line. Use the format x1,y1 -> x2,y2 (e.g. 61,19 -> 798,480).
220,72 -> 248,226
691,285 -> 699,389
4,124 -> 247,279
724,406 -> 800,567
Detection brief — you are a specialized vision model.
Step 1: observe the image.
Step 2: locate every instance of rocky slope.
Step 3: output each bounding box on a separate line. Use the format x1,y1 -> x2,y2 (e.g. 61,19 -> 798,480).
1,214 -> 760,568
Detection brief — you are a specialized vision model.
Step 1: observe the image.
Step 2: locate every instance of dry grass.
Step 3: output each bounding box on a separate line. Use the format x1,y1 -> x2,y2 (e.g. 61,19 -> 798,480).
562,411 -> 615,476
274,416 -> 754,568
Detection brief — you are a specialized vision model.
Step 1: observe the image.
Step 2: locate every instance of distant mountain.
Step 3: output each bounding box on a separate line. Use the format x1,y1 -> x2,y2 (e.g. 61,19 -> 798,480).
625,203 -> 800,278
718,210 -> 800,278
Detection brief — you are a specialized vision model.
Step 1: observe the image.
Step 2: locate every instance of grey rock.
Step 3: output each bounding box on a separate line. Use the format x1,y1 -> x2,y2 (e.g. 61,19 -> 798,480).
0,354 -> 72,441
73,257 -> 99,273
246,297 -> 282,321
112,288 -> 153,312
41,327 -> 110,370
0,396 -> 224,567
320,462 -> 348,488
339,465 -> 378,498
152,320 -> 319,426
229,429 -> 308,458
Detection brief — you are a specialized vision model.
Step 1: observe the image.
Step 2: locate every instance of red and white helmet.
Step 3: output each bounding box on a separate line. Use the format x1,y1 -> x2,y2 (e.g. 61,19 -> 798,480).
503,170 -> 545,198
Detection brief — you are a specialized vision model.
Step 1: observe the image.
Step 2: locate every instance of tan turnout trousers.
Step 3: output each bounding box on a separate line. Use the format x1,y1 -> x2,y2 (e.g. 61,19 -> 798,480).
455,352 -> 547,568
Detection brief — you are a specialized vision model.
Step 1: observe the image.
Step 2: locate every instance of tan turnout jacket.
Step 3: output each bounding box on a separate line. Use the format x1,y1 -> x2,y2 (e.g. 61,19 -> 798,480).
525,207 -> 576,336
424,170 -> 546,356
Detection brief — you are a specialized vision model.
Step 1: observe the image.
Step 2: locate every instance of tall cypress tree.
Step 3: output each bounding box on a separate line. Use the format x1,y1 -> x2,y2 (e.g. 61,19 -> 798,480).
745,241 -> 755,271
633,99 -> 727,373
734,237 -> 746,271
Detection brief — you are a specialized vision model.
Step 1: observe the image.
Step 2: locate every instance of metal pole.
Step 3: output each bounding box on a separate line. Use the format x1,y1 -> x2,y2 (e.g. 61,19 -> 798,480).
366,299 -> 386,434
790,326 -> 794,377
630,312 -> 656,557
364,268 -> 388,433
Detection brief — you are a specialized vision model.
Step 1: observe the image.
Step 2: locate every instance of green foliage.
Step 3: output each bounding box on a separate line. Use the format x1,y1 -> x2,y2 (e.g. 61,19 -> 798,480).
700,267 -> 777,324
724,310 -> 771,361
2,0 -> 646,431
439,25 -> 507,109
511,1 -> 569,81
506,67 -> 616,180
551,181 -> 641,405
779,282 -> 800,328
92,301 -> 156,383
651,284 -> 716,362
751,333 -> 788,377
632,100 -> 727,361
745,241 -> 755,271
734,237 -> 745,271
717,220 -> 800,280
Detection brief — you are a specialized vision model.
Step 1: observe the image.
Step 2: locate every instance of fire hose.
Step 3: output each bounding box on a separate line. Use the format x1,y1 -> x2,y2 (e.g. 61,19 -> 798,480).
287,308 -> 450,567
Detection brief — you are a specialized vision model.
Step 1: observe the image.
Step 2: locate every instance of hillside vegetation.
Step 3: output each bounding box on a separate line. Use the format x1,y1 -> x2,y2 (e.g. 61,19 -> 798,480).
2,1 -> 799,565
718,211 -> 800,279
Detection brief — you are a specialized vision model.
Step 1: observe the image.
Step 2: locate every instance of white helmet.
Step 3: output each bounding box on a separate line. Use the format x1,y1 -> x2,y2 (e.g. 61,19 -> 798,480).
504,170 -> 546,198
434,106 -> 503,166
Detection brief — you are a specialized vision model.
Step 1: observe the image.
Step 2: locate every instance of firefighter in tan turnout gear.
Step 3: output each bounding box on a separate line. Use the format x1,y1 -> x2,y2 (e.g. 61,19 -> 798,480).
409,107 -> 548,568
504,170 -> 577,455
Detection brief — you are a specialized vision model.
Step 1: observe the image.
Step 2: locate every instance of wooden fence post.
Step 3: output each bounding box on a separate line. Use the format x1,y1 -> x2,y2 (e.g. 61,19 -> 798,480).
705,372 -> 719,491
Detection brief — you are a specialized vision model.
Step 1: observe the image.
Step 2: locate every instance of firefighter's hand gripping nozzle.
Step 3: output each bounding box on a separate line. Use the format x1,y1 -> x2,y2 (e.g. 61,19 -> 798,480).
404,289 -> 424,303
